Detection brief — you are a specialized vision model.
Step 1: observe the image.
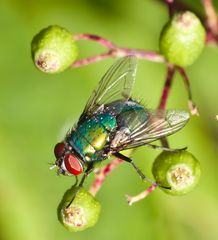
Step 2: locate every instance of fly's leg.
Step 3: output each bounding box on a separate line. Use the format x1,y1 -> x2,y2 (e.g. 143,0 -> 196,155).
145,143 -> 187,152
114,152 -> 171,190
114,152 -> 154,184
74,176 -> 78,186
66,164 -> 94,208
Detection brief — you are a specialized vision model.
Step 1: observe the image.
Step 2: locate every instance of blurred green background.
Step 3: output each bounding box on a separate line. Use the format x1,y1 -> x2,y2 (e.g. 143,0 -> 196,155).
1,0 -> 218,239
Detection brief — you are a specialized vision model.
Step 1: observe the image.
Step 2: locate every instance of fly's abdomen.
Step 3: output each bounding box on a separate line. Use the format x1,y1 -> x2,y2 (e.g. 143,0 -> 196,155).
69,113 -> 117,162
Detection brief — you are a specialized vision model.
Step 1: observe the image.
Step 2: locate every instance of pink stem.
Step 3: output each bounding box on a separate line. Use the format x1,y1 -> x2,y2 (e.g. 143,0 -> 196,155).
73,33 -> 116,49
202,0 -> 218,36
115,48 -> 165,62
206,29 -> 218,44
71,33 -> 166,68
89,158 -> 124,196
71,51 -> 114,68
165,0 -> 174,17
126,183 -> 158,205
158,64 -> 175,110
177,67 -> 199,116
71,48 -> 165,68
158,65 -> 176,148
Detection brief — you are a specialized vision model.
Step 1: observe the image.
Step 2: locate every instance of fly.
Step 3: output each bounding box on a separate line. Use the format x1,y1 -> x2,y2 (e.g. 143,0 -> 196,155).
53,56 -> 190,203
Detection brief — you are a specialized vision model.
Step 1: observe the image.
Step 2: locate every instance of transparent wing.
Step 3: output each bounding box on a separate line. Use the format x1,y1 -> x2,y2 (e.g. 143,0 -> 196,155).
115,109 -> 190,150
80,56 -> 137,119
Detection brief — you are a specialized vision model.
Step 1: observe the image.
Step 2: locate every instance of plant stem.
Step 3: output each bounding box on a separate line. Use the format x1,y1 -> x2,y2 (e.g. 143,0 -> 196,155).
177,67 -> 199,115
126,183 -> 158,205
115,47 -> 165,62
202,0 -> 218,36
89,158 -> 124,196
73,33 -> 116,49
165,0 -> 174,17
71,51 -> 114,68
72,33 -> 165,68
158,64 -> 175,110
158,66 -> 175,153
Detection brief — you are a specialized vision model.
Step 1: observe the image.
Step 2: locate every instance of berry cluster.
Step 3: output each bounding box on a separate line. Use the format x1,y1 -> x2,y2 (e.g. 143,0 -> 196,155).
29,0 -> 217,231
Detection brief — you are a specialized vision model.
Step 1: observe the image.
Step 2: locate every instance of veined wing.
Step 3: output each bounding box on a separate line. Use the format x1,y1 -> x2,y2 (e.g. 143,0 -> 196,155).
80,56 -> 137,120
115,109 -> 190,150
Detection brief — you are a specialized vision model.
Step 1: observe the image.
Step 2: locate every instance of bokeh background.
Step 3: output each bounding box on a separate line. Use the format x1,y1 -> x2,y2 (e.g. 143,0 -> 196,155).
1,0 -> 218,239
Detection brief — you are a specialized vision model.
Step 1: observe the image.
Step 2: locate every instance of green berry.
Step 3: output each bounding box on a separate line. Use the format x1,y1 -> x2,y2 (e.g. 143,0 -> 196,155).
159,11 -> 206,67
57,186 -> 101,232
31,25 -> 78,73
152,151 -> 201,196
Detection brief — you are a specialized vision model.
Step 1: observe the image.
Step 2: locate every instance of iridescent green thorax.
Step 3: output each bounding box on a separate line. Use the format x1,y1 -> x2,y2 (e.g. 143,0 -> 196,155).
116,102 -> 148,133
105,100 -> 149,134
68,100 -> 150,163
69,113 -> 117,162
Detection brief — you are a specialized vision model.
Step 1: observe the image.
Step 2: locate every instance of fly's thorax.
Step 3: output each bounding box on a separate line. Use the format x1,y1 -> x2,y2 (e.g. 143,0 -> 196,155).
104,99 -> 142,115
68,113 -> 117,162
115,101 -> 149,135
103,100 -> 149,149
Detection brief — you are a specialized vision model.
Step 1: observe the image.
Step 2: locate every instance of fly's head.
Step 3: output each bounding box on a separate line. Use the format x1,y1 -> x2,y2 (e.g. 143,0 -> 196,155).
54,142 -> 84,176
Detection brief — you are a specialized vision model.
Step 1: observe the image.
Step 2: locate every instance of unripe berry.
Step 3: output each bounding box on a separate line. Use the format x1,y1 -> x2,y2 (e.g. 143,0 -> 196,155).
159,11 -> 206,67
152,151 -> 201,196
57,187 -> 101,232
31,25 -> 78,73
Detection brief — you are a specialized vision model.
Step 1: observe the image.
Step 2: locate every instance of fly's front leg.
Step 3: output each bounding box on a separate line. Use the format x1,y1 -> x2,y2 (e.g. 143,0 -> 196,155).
114,152 -> 171,190
145,143 -> 187,152
66,164 -> 94,208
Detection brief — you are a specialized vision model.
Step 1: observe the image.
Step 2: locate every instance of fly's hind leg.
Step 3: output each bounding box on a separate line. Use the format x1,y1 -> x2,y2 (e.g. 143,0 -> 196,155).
66,163 -> 94,208
113,152 -> 171,190
113,152 -> 155,184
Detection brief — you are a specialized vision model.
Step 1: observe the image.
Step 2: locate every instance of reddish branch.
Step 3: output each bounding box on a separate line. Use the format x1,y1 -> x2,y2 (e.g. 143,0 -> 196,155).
158,65 -> 175,110
73,33 -> 116,49
72,33 -> 165,68
72,51 -> 114,68
177,67 -> 199,115
157,66 -> 175,150
89,158 -> 123,196
202,0 -> 218,36
126,183 -> 158,206
165,0 -> 174,17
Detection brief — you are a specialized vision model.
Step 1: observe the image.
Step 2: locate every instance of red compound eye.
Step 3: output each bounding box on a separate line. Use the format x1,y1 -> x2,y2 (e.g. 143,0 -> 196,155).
54,142 -> 65,158
64,154 -> 83,175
